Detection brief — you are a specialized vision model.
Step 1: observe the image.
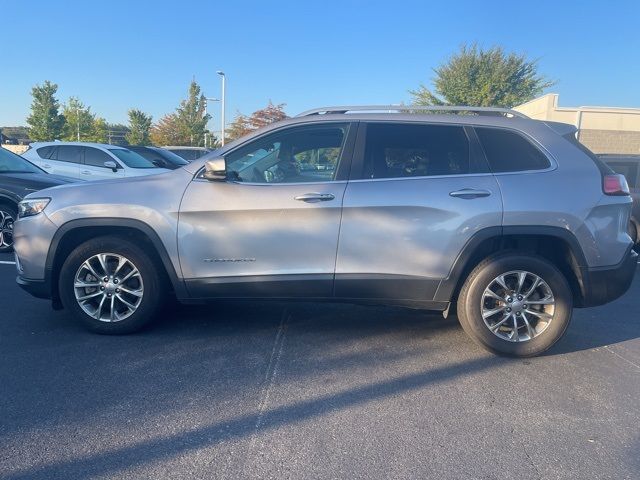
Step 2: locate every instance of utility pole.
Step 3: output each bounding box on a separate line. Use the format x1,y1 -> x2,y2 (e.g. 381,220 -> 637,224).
217,71 -> 226,146
76,105 -> 80,141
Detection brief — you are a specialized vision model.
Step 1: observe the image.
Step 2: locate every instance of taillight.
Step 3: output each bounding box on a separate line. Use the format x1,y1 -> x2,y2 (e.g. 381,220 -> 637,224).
603,174 -> 630,196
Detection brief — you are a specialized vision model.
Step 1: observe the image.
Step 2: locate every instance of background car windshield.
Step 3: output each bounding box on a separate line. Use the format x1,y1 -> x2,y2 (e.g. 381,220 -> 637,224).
107,149 -> 157,168
134,147 -> 189,166
0,148 -> 43,173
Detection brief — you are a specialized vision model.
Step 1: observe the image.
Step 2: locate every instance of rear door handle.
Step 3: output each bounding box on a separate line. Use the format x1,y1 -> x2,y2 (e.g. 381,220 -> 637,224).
81,170 -> 91,175
449,188 -> 492,199
43,164 -> 52,169
294,193 -> 335,203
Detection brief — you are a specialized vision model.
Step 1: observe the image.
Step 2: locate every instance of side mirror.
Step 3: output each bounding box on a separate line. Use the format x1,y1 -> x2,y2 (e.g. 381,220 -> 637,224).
104,160 -> 118,173
203,157 -> 226,181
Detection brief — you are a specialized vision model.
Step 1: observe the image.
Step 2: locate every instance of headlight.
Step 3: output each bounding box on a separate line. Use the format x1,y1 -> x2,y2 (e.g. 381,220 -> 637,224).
18,198 -> 50,218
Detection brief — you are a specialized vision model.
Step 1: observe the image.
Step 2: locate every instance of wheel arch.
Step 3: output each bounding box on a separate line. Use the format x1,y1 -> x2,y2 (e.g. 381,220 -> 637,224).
435,226 -> 589,307
45,218 -> 186,307
0,194 -> 19,210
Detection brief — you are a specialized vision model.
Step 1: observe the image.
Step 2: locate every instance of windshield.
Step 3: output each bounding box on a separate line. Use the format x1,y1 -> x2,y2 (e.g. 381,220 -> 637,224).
145,147 -> 189,166
108,149 -> 158,169
0,147 -> 44,174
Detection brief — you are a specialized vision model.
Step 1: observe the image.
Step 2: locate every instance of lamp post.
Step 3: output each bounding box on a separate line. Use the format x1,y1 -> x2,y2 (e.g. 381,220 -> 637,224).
216,71 -> 226,146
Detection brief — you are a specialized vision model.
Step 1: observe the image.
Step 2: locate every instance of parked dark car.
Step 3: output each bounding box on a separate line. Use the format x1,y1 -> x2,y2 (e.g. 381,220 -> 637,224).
0,148 -> 74,252
126,146 -> 189,170
162,146 -> 212,161
599,154 -> 640,245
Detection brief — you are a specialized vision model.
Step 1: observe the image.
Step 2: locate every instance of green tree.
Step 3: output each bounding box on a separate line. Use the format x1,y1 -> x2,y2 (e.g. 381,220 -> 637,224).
150,80 -> 211,146
175,80 -> 210,146
62,97 -> 96,141
26,81 -> 65,141
410,44 -> 555,108
125,109 -> 152,145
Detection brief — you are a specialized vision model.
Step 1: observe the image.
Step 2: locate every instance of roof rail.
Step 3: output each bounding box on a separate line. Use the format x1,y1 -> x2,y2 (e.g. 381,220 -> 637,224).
295,105 -> 529,119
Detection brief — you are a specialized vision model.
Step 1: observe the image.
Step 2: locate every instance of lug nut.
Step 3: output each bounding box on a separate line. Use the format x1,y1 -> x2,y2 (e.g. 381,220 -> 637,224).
506,297 -> 513,303
506,307 -> 512,312
107,293 -> 112,297
523,304 -> 528,309
103,277 -> 108,282
517,295 -> 523,301
516,311 -> 521,316
115,288 -> 120,293
114,279 -> 119,284
100,286 -> 105,291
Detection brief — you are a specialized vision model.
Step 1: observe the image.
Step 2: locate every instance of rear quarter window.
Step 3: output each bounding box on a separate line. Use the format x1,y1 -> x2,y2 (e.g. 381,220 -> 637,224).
36,146 -> 54,159
476,127 -> 551,173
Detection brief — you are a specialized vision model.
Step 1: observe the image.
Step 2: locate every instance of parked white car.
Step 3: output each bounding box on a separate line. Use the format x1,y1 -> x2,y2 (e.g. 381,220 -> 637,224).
22,142 -> 169,181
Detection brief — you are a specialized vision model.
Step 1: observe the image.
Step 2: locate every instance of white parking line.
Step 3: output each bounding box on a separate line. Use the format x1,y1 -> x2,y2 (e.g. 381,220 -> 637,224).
0,261 -> 16,265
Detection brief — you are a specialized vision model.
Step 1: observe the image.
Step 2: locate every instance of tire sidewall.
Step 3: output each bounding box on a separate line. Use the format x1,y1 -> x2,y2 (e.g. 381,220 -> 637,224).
458,254 -> 573,357
59,236 -> 163,334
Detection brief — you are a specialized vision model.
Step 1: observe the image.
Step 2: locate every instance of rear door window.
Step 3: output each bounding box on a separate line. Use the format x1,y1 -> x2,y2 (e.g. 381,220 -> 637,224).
361,123 -> 471,179
55,145 -> 84,164
475,128 -> 551,173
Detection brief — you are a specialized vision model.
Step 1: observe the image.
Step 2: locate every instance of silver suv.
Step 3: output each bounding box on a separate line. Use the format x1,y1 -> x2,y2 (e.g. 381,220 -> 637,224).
13,106 -> 637,357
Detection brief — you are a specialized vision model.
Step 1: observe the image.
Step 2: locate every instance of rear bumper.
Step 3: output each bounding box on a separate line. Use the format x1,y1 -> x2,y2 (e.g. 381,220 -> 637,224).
580,246 -> 637,307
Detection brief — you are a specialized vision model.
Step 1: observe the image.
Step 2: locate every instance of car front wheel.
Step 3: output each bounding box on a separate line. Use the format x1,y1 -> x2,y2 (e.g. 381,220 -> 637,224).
59,236 -> 164,334
0,204 -> 17,253
457,253 -> 573,357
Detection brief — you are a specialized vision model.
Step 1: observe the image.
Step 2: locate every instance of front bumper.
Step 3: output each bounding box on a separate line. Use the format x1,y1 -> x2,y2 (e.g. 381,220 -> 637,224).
16,276 -> 50,299
580,245 -> 637,307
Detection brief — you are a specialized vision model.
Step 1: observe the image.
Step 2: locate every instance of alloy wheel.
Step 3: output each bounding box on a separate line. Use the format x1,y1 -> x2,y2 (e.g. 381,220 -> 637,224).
74,253 -> 144,322
0,209 -> 14,249
481,270 -> 555,342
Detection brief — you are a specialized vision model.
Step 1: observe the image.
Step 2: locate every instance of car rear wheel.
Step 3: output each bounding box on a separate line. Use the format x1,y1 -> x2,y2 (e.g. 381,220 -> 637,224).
0,204 -> 17,253
59,236 -> 164,334
457,253 -> 573,357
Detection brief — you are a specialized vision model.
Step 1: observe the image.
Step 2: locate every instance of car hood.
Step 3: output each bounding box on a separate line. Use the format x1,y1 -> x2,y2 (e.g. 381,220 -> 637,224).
1,172 -> 76,190
24,168 -> 182,199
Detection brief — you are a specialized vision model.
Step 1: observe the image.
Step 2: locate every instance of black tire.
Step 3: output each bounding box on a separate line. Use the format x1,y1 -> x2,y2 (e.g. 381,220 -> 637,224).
59,236 -> 165,334
0,203 -> 17,253
457,253 -> 573,357
628,218 -> 639,246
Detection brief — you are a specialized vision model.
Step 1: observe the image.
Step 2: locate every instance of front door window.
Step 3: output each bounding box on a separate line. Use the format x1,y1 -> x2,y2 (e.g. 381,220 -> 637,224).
225,124 -> 349,183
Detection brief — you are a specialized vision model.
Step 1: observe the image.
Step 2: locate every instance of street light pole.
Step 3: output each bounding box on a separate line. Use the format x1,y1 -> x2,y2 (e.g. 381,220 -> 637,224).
217,71 -> 226,146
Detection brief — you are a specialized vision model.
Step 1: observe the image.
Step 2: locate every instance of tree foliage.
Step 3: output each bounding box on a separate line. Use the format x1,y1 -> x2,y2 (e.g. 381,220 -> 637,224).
226,112 -> 252,141
61,97 -> 107,142
150,114 -> 182,146
410,44 -> 555,108
150,80 -> 211,146
226,102 -> 288,141
125,109 -> 152,145
26,81 -> 65,141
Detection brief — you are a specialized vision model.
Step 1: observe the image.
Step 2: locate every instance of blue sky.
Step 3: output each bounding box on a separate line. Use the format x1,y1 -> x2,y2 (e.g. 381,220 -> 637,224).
1,0 -> 639,129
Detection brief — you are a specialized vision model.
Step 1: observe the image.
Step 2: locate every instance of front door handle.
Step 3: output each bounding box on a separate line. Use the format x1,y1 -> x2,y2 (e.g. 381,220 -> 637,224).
294,193 -> 335,203
81,170 -> 91,175
449,188 -> 492,199
43,164 -> 52,169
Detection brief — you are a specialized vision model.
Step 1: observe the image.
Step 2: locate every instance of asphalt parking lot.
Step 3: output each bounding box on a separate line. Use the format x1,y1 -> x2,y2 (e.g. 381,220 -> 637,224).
0,252 -> 638,480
